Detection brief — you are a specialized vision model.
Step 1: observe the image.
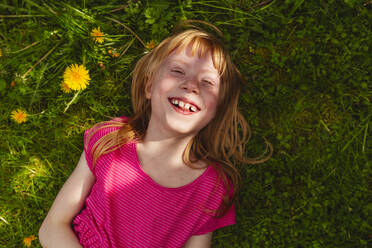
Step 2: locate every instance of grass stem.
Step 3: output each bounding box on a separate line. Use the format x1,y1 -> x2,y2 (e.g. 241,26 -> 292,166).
109,4 -> 129,13
0,14 -> 47,18
341,123 -> 367,152
9,41 -> 40,54
0,216 -> 9,225
193,1 -> 262,20
120,38 -> 135,57
22,42 -> 61,80
106,17 -> 146,47
362,122 -> 368,153
320,120 -> 331,133
64,90 -> 80,113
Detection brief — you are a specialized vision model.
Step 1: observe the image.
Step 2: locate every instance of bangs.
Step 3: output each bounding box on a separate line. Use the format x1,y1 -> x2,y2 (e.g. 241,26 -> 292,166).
160,30 -> 227,76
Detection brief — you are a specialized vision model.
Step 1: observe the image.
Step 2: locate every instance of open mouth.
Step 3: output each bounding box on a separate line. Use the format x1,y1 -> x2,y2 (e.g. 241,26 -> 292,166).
168,97 -> 200,114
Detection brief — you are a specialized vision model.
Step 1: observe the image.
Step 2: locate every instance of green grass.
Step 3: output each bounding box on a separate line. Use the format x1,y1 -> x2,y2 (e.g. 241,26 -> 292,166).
0,0 -> 371,247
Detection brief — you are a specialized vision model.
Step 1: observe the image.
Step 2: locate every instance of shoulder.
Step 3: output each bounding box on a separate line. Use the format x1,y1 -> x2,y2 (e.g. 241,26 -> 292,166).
193,163 -> 236,235
194,163 -> 234,213
84,116 -> 128,146
87,116 -> 128,134
204,163 -> 234,195
83,116 -> 129,171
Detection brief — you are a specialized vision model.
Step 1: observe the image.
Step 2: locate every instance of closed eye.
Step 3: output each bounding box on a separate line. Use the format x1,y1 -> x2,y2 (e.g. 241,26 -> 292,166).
171,68 -> 185,75
202,79 -> 214,86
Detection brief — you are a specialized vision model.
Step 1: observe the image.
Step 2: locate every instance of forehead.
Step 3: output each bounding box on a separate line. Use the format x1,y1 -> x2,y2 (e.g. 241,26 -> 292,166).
164,44 -> 217,71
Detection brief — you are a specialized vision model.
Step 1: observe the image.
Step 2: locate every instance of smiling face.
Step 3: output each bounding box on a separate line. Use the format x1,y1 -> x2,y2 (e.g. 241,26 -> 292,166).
145,44 -> 221,139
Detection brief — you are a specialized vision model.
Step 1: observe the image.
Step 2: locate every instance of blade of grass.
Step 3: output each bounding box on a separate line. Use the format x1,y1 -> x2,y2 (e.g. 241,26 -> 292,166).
42,2 -> 58,16
320,120 -> 331,133
255,0 -> 277,11
22,41 -> 61,80
23,0 -> 52,16
0,14 -> 47,18
106,17 -> 146,47
341,119 -> 369,152
29,63 -> 48,108
0,216 -> 9,225
62,2 -> 95,23
362,122 -> 368,153
119,38 -> 135,57
289,0 -> 305,16
109,4 -> 129,13
0,3 -> 30,12
43,158 -> 55,173
251,0 -> 275,9
215,18 -> 257,26
9,41 -> 40,54
192,1 -> 263,21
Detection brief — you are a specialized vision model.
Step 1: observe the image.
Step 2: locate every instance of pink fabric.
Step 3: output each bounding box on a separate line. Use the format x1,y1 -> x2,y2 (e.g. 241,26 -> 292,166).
73,117 -> 235,248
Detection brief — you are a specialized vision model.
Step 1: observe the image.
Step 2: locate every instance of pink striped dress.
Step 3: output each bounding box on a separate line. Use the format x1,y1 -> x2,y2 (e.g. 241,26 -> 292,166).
73,117 -> 235,247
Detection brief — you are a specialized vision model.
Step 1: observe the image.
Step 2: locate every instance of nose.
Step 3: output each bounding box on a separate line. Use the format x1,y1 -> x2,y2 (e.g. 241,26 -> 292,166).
181,76 -> 199,94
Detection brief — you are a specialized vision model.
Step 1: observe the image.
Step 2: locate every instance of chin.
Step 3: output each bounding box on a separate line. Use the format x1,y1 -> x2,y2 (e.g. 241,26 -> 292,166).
166,118 -> 201,136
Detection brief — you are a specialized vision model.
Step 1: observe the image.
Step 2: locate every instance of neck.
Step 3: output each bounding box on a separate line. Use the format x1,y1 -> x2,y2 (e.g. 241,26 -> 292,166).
140,134 -> 193,168
137,118 -> 200,170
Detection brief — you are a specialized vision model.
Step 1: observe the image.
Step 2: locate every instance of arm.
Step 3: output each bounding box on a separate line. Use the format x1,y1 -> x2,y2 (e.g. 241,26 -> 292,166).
39,152 -> 95,248
183,232 -> 213,248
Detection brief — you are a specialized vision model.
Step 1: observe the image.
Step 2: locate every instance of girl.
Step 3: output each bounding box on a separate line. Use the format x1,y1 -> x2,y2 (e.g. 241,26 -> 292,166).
39,22 -> 272,248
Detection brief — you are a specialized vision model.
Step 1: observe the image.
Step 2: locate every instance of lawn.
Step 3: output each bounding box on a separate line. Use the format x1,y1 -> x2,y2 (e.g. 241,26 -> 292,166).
0,0 -> 371,247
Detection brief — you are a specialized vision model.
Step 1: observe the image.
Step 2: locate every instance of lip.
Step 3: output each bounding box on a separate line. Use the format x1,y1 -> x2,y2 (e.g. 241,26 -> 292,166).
170,103 -> 195,115
168,97 -> 200,115
168,97 -> 201,111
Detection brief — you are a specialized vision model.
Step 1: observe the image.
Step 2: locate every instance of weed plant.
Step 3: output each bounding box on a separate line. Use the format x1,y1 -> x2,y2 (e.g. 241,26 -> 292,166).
0,0 -> 371,247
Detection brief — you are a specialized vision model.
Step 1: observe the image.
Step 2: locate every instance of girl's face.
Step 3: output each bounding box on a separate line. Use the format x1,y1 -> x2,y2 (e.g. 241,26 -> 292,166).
145,44 -> 221,138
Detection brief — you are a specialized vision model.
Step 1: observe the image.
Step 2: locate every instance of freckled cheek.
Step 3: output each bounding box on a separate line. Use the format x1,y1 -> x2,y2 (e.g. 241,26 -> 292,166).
204,93 -> 219,114
156,77 -> 176,94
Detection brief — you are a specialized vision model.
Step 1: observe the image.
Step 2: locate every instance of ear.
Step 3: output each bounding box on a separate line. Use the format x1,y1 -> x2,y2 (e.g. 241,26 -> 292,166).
144,77 -> 152,99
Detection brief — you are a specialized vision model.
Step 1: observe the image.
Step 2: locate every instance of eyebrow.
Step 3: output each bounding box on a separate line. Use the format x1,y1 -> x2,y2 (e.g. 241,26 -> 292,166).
169,59 -> 219,76
169,59 -> 188,67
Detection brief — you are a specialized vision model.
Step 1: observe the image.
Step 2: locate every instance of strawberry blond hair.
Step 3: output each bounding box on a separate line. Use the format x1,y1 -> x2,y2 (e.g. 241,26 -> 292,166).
86,21 -> 273,218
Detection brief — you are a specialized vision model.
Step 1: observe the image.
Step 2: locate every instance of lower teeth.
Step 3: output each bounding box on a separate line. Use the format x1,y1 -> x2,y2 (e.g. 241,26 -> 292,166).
176,105 -> 190,112
171,102 -> 195,112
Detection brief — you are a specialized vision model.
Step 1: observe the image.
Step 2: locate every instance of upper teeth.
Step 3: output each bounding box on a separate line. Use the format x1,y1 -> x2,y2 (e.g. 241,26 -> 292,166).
171,99 -> 197,112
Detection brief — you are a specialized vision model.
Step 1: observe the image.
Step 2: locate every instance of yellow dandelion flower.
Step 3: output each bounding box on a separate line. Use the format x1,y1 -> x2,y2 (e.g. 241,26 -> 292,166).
113,52 -> 119,58
0,48 -> 2,57
63,64 -> 91,91
91,27 -> 105,43
23,235 -> 36,247
146,40 -> 156,50
108,49 -> 113,55
11,109 -> 27,124
61,81 -> 71,93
